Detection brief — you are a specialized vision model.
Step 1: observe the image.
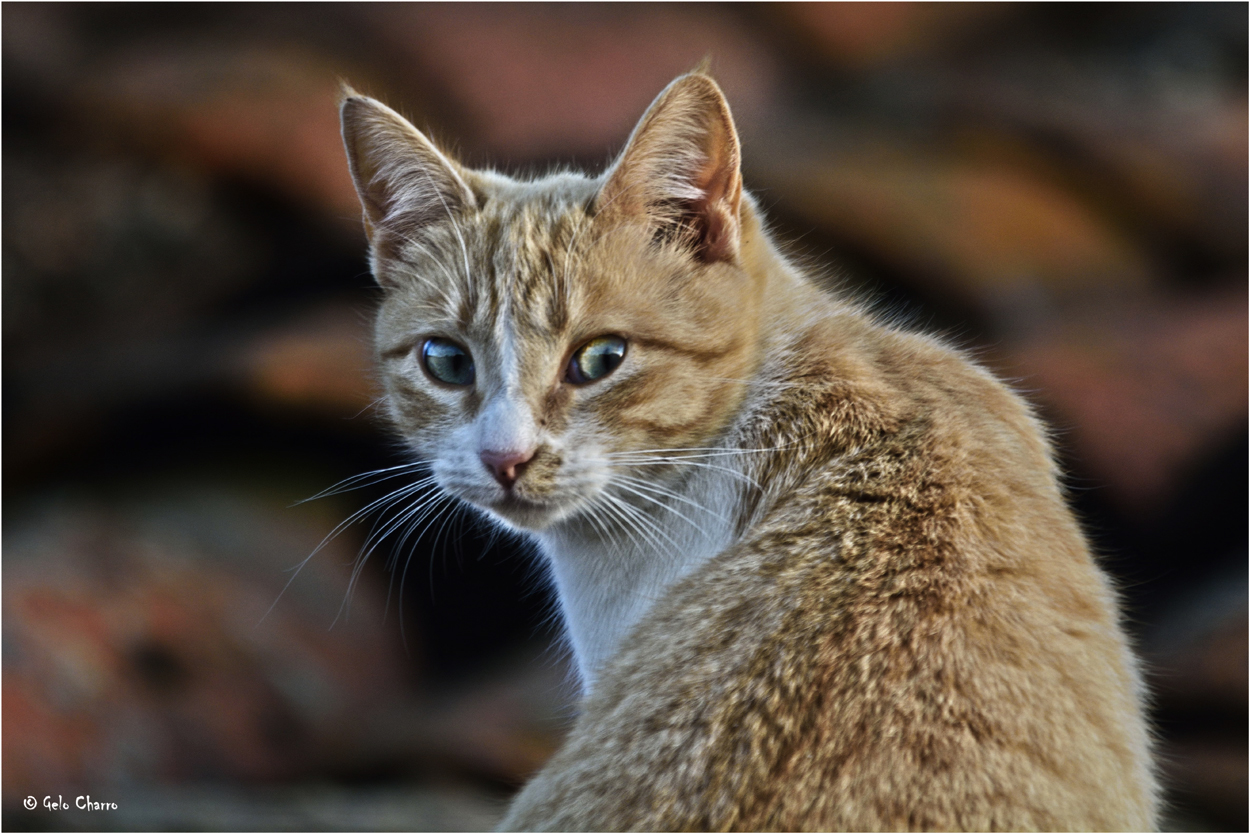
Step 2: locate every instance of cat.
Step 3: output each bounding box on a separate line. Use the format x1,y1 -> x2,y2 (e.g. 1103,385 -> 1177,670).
338,72 -> 1159,831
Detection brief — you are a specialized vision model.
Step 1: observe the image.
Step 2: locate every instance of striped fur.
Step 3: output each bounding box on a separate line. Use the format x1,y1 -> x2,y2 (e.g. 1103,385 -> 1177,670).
341,74 -> 1158,831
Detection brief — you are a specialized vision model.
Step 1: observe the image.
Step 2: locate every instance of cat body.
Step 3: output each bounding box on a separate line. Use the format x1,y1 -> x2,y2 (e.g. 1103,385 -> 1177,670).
340,73 -> 1158,831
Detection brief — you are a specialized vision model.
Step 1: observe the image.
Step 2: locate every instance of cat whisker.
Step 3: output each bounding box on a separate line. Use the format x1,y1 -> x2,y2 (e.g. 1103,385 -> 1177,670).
329,477 -> 438,541
294,461 -> 431,505
611,479 -> 718,537
585,490 -> 647,554
613,475 -> 730,524
477,512 -> 507,557
604,444 -> 796,458
347,394 -> 390,421
264,475 -> 436,624
604,457 -> 761,490
398,495 -> 464,651
373,489 -> 456,620
336,484 -> 449,625
580,499 -> 625,557
388,488 -> 455,575
602,491 -> 681,554
359,487 -> 447,570
604,452 -> 757,466
400,493 -> 463,618
618,496 -> 682,554
380,490 -> 460,620
598,494 -> 658,555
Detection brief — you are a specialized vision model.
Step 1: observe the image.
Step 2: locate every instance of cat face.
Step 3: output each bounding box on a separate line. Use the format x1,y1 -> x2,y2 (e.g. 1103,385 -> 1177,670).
343,75 -> 759,533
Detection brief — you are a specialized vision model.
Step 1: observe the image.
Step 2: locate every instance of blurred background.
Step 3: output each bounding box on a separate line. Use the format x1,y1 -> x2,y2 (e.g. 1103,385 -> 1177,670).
3,3 -> 1245,831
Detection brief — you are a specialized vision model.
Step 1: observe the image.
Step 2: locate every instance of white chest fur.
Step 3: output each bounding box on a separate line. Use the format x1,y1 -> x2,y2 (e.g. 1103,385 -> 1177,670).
537,468 -> 742,692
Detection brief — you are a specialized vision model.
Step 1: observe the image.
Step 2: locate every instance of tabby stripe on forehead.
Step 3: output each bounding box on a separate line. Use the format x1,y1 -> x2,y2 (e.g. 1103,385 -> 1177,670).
456,292 -> 476,333
488,252 -> 505,325
544,258 -> 570,334
514,266 -> 547,317
542,205 -> 590,330
455,251 -> 496,332
543,209 -> 591,333
512,275 -> 569,338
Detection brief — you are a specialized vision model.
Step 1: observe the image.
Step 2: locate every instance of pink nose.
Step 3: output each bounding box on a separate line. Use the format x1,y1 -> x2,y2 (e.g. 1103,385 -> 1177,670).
480,448 -> 535,489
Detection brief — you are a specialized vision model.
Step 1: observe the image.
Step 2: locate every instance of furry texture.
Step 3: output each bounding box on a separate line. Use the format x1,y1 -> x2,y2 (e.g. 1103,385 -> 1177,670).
340,73 -> 1158,831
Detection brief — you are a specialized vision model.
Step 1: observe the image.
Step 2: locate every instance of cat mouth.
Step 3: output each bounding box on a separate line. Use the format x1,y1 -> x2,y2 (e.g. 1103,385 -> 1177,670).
484,492 -> 570,530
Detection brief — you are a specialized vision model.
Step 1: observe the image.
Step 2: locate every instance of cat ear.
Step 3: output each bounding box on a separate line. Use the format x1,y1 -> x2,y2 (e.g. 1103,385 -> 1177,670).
339,89 -> 476,243
596,73 -> 743,264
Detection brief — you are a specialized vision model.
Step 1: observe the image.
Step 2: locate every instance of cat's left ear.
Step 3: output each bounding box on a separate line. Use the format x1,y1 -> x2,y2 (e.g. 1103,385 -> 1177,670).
597,73 -> 743,264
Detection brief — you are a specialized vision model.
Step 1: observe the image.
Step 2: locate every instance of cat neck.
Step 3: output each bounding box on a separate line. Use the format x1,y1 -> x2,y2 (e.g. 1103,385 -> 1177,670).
537,456 -> 746,692
535,210 -> 826,694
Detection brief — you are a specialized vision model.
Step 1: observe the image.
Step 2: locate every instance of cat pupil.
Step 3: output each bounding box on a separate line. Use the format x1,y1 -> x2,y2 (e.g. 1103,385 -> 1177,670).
569,336 -> 626,384
422,338 -> 474,386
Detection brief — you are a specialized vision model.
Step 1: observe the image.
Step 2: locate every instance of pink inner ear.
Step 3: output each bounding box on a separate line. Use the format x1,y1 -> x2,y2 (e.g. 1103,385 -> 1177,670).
596,74 -> 744,263
678,112 -> 741,264
696,198 -> 738,264
690,151 -> 741,263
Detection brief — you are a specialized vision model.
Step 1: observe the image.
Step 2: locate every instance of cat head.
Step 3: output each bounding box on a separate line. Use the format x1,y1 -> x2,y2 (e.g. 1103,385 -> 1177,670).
340,73 -> 763,533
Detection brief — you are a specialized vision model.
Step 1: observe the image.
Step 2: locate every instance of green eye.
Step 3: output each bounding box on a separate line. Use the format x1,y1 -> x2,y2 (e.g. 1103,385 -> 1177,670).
422,338 -> 475,386
568,335 -> 627,385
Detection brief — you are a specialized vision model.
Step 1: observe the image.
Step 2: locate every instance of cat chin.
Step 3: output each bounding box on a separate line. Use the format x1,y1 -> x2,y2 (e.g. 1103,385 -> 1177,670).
477,494 -> 578,533
435,473 -> 589,533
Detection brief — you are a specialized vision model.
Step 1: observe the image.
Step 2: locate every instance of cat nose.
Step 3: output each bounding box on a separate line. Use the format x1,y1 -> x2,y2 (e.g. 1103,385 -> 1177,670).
480,448 -> 535,489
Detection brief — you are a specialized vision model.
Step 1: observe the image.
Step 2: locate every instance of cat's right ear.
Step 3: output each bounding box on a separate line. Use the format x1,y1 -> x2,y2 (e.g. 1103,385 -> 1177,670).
339,89 -> 476,245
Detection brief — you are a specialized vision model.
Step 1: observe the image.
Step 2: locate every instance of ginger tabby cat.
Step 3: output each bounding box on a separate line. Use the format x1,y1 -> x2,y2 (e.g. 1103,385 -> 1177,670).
339,72 -> 1158,831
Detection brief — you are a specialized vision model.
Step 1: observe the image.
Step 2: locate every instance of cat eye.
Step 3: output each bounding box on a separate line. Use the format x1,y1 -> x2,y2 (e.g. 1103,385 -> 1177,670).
567,336 -> 627,385
422,338 -> 475,386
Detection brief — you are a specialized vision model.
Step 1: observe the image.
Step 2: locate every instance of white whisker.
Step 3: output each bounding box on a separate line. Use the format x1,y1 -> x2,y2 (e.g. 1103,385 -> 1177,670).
294,461 -> 430,504
600,496 -> 653,555
614,475 -> 729,526
603,491 -> 680,553
612,481 -> 712,538
607,457 -> 761,490
336,484 -> 449,625
263,475 -> 436,624
604,444 -> 794,458
397,494 -> 461,651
